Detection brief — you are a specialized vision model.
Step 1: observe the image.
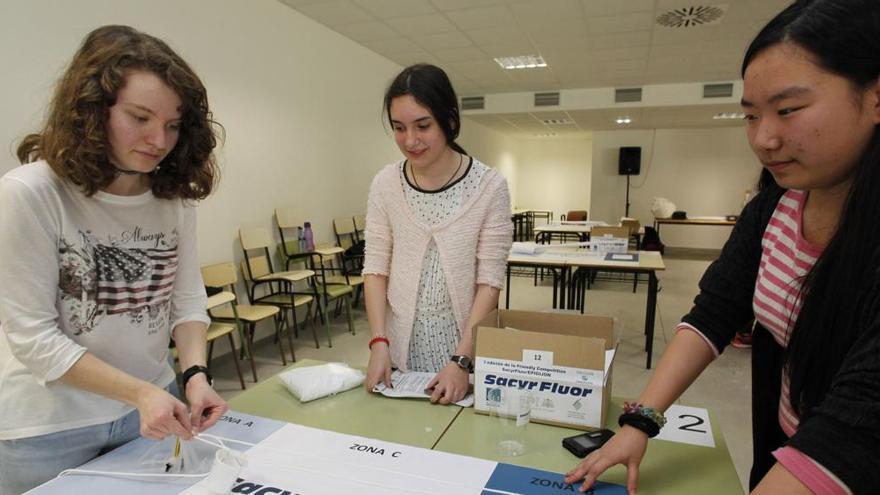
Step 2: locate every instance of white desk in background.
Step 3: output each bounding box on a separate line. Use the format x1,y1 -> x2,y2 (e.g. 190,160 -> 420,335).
505,247 -> 665,368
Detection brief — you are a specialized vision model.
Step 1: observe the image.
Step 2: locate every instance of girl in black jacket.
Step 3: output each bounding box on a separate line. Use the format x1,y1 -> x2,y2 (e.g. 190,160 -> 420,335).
566,0 -> 880,493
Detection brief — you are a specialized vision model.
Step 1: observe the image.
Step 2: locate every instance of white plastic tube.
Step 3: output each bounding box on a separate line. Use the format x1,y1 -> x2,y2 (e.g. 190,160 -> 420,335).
203,448 -> 247,494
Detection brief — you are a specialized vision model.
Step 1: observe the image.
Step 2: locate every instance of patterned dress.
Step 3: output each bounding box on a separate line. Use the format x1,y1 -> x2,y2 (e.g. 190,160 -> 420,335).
401,157 -> 486,372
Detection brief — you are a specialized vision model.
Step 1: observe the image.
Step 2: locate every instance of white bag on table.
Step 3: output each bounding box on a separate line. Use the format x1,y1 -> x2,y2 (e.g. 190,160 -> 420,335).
651,197 -> 676,219
278,362 -> 365,402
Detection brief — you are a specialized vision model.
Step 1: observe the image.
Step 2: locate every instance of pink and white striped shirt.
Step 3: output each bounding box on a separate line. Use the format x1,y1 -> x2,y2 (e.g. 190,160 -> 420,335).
753,189 -> 823,436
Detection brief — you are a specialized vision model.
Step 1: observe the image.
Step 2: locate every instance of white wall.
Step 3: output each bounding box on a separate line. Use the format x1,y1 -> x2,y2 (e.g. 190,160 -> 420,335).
0,0 -> 403,267
459,117 -> 519,205
590,127 -> 762,248
513,138 -> 592,219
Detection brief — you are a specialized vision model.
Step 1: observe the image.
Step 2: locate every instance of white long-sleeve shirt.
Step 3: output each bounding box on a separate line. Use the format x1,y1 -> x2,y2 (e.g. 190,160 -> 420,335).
0,162 -> 209,440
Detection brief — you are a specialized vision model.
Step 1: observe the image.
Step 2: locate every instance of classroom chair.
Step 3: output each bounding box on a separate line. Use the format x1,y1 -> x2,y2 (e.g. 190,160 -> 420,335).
201,261 -> 283,383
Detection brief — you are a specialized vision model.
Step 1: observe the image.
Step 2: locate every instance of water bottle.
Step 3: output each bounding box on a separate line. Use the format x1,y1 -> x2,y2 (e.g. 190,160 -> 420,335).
303,222 -> 315,252
297,226 -> 305,253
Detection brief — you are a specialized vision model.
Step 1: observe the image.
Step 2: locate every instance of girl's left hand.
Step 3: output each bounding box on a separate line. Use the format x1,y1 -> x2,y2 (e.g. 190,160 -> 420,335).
426,363 -> 469,404
184,375 -> 229,433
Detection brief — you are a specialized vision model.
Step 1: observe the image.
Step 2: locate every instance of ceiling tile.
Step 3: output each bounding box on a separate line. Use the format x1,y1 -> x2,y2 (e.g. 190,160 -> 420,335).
361,37 -> 419,55
294,1 -> 373,26
430,46 -> 489,62
587,12 -> 654,34
446,6 -> 517,30
464,26 -> 526,45
385,13 -> 459,36
416,31 -> 474,50
509,0 -> 584,26
278,0 -> 329,7
393,51 -> 442,67
429,0 -> 506,11
353,0 -> 437,18
526,22 -> 589,43
336,21 -> 400,42
480,40 -> 540,58
589,46 -> 650,62
581,0 -> 655,17
586,30 -> 652,50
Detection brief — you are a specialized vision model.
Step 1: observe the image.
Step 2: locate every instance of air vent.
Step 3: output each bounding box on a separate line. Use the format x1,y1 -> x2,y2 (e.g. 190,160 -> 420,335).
541,118 -> 572,125
615,87 -> 642,103
534,92 -> 560,107
461,96 -> 485,110
703,82 -> 734,98
656,5 -> 727,28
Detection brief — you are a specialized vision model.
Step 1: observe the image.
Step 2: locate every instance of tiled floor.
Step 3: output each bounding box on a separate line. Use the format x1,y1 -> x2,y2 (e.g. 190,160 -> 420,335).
207,249 -> 751,493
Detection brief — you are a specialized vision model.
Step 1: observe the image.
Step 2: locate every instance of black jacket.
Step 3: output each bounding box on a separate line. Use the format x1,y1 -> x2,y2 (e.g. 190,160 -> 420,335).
681,183 -> 880,492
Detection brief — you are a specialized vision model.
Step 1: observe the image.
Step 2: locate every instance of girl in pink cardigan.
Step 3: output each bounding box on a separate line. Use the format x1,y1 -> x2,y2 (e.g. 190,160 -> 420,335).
363,64 -> 513,404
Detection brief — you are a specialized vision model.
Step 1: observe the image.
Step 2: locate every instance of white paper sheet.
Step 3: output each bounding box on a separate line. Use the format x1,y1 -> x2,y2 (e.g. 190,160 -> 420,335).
374,370 -> 474,407
655,404 -> 715,447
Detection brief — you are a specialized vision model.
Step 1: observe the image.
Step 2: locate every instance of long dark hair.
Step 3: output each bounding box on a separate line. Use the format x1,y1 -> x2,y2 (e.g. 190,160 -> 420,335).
743,0 -> 880,417
383,64 -> 467,155
17,25 -> 221,200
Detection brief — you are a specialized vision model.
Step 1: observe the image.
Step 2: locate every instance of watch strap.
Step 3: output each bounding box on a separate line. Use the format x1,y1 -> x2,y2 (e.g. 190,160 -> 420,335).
450,355 -> 473,372
182,365 -> 213,388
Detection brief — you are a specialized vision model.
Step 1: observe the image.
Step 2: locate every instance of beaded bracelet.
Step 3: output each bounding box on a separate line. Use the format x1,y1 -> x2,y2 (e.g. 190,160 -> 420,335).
368,336 -> 390,350
618,402 -> 667,438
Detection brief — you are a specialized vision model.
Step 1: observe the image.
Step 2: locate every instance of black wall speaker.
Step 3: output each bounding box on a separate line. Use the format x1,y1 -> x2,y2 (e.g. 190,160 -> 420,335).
618,147 -> 641,175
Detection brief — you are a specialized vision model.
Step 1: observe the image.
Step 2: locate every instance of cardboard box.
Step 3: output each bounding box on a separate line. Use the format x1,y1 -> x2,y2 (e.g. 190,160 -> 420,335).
474,309 -> 618,431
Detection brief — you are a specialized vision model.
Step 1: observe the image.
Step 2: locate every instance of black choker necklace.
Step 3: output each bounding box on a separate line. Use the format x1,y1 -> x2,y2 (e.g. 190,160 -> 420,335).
113,164 -> 159,176
114,167 -> 142,176
411,152 -> 463,191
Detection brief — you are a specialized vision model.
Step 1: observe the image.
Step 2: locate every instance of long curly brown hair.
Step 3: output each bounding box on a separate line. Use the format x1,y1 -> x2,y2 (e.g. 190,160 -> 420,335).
16,25 -> 220,199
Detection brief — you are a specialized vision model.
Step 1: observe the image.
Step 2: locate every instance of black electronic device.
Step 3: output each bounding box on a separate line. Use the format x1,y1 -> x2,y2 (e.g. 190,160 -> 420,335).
618,147 -> 641,175
562,429 -> 615,458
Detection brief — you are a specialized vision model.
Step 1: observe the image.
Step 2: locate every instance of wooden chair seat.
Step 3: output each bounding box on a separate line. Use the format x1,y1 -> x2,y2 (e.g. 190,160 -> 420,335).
314,245 -> 344,256
255,293 -> 314,307
255,269 -> 314,283
323,274 -> 364,286
206,292 -> 236,308
207,321 -> 236,340
212,303 -> 280,322
318,283 -> 354,298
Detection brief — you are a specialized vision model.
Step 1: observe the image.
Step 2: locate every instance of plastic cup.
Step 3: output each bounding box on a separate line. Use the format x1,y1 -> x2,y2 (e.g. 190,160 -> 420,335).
493,389 -> 531,457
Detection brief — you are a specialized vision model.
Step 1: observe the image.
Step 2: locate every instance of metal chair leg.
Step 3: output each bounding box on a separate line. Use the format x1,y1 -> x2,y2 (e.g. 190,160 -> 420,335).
227,332 -> 246,390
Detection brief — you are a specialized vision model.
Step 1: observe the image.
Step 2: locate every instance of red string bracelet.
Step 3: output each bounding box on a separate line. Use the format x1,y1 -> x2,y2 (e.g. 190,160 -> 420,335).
368,336 -> 390,349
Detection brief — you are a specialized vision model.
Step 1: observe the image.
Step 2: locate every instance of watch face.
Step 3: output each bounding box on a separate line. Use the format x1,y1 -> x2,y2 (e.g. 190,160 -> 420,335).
453,356 -> 472,369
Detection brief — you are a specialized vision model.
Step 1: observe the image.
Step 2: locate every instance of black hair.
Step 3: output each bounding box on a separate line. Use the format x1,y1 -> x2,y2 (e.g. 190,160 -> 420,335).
743,0 -> 880,418
383,64 -> 467,155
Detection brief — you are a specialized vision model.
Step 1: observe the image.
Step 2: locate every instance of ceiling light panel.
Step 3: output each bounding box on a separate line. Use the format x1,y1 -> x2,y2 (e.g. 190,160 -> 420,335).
494,55 -> 548,70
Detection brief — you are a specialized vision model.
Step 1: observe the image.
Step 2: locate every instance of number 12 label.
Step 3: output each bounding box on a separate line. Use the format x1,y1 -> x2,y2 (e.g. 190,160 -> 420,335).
654,404 -> 715,448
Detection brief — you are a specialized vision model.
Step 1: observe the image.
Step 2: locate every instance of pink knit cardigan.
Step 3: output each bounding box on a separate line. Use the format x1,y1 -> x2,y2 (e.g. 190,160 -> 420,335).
363,161 -> 513,370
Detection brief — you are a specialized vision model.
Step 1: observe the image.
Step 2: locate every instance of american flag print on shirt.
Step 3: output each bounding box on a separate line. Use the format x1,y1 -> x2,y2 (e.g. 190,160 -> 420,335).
93,243 -> 177,315
58,230 -> 178,334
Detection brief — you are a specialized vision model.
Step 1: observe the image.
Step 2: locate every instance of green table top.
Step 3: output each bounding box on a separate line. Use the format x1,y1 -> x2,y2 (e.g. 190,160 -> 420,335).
433,398 -> 744,494
227,359 -> 463,449
229,361 -> 742,494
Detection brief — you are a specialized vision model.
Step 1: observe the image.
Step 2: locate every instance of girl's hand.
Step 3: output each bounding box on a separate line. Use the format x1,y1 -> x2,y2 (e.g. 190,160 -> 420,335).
184,375 -> 228,432
563,426 -> 649,495
135,384 -> 193,440
365,343 -> 392,391
426,362 -> 469,404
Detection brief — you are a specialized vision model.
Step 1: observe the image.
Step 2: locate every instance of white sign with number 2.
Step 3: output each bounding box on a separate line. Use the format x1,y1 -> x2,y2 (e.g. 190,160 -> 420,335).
655,404 -> 715,448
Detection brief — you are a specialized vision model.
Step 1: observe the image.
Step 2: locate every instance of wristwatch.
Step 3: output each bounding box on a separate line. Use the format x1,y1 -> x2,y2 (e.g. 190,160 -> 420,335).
182,365 -> 213,388
450,355 -> 473,372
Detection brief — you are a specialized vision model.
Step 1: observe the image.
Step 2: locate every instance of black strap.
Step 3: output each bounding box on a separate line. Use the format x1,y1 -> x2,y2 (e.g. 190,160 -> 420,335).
181,365 -> 212,388
618,412 -> 661,438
